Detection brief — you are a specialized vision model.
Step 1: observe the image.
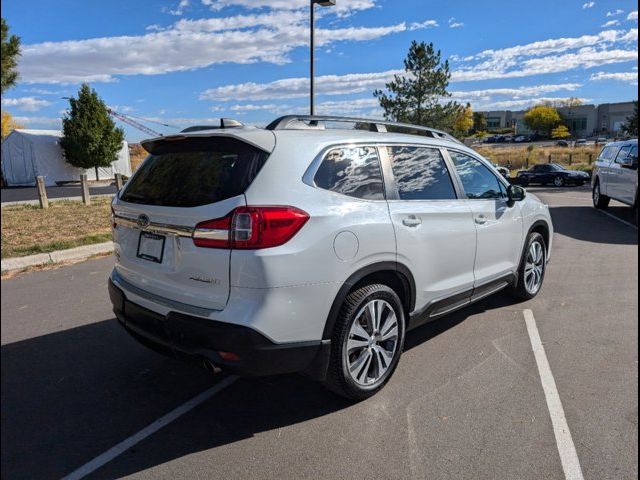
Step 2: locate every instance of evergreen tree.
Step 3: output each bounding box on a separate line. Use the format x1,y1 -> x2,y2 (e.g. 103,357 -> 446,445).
60,84 -> 124,180
622,101 -> 638,137
374,41 -> 462,132
472,112 -> 487,134
1,18 -> 21,93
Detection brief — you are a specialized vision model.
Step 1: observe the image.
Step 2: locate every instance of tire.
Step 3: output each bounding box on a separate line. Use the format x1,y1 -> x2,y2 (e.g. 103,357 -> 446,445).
511,232 -> 547,301
592,180 -> 610,209
323,283 -> 406,401
553,176 -> 565,187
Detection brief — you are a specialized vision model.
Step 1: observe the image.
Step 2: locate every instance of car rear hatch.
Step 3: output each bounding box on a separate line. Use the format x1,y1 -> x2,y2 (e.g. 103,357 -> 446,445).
112,130 -> 275,311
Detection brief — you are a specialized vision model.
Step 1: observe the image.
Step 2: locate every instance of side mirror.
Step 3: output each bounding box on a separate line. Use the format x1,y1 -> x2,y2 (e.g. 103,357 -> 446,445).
507,185 -> 526,206
622,155 -> 638,170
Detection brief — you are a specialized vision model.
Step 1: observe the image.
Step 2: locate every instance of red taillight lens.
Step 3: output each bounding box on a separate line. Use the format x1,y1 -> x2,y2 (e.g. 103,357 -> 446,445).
193,206 -> 309,250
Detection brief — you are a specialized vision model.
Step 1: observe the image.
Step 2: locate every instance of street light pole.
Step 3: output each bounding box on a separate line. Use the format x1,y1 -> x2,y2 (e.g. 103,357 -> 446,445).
310,0 -> 335,115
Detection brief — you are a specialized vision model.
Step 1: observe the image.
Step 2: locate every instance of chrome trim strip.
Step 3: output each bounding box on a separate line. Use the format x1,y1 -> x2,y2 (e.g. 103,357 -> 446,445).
192,228 -> 229,240
113,214 -> 194,237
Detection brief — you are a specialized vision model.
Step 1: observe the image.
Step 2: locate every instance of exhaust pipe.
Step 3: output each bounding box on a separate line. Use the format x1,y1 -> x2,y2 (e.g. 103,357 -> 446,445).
201,358 -> 221,374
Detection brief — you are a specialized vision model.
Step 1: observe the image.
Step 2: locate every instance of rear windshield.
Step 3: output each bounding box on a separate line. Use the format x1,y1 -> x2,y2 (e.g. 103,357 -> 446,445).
121,137 -> 268,207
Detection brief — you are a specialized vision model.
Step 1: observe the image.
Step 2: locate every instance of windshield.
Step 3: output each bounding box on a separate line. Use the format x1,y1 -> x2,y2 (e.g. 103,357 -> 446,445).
120,137 -> 268,207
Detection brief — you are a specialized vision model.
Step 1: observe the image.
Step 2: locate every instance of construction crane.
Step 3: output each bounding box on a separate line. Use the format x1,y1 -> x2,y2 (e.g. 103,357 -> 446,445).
107,108 -> 164,137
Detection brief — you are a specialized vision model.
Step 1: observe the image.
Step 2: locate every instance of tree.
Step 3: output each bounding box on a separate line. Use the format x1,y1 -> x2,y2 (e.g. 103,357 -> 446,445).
374,41 -> 462,132
622,101 -> 638,137
1,18 -> 21,93
60,84 -> 125,180
523,105 -> 562,136
551,125 -> 571,139
1,111 -> 23,139
453,103 -> 473,138
472,111 -> 487,133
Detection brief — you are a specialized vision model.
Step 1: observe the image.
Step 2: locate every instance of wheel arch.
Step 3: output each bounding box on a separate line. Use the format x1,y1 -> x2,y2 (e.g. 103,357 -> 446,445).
321,262 -> 416,340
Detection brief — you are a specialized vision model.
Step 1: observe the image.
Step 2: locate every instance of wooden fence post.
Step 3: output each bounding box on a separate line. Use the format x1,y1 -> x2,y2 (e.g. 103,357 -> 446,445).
569,153 -> 573,166
548,154 -> 552,164
114,173 -> 123,190
36,176 -> 49,209
80,174 -> 91,205
589,153 -> 593,165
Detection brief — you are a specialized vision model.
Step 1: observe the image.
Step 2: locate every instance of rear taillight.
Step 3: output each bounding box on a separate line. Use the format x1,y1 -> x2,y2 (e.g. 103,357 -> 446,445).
193,206 -> 309,250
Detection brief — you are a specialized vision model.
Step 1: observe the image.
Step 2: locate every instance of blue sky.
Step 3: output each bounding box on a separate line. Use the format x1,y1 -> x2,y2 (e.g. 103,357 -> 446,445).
1,0 -> 638,141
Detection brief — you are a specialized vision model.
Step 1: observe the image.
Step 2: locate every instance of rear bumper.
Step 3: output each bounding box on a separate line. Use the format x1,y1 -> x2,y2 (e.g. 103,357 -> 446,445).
108,278 -> 330,377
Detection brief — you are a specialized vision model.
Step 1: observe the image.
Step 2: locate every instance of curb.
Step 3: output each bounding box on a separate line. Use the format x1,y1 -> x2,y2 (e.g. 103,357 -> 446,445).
1,241 -> 114,272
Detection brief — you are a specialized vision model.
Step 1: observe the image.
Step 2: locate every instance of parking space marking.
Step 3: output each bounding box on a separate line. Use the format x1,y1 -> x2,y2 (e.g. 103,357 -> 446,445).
597,209 -> 638,230
524,310 -> 584,480
61,375 -> 238,480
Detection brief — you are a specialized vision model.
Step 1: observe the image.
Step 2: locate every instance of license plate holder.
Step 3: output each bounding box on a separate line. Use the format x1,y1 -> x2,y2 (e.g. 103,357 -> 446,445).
136,231 -> 166,263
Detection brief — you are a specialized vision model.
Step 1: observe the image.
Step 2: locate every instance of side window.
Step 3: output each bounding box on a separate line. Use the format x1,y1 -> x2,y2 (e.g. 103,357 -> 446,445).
598,146 -> 611,161
615,146 -> 632,164
314,146 -> 384,200
448,151 -> 505,200
386,146 -> 457,200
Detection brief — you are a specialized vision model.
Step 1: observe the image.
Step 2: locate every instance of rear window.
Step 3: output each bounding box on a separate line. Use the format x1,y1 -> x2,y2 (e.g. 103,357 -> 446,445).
121,137 -> 268,207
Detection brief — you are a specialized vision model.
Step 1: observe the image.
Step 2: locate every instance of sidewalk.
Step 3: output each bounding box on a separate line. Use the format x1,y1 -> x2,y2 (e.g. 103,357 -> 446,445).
1,241 -> 114,273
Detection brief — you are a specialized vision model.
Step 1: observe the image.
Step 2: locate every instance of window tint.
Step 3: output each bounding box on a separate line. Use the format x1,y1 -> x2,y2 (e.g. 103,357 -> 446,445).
314,146 -> 384,200
386,146 -> 456,200
615,146 -> 632,164
121,137 -> 268,207
449,151 -> 505,200
599,146 -> 619,162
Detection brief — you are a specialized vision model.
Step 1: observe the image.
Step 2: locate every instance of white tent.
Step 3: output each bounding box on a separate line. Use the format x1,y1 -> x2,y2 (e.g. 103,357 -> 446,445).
1,129 -> 131,187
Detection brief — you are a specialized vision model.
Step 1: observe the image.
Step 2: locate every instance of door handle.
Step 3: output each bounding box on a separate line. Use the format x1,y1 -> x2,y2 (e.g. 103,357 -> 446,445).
475,215 -> 487,225
402,215 -> 422,227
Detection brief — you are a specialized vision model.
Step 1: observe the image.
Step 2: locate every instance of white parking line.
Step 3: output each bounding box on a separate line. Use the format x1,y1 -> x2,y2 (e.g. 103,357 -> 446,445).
523,310 -> 584,480
597,209 -> 638,230
61,375 -> 238,480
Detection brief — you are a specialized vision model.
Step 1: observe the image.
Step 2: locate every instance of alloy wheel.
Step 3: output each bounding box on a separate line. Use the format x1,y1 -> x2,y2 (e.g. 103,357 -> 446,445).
524,240 -> 545,295
344,299 -> 399,386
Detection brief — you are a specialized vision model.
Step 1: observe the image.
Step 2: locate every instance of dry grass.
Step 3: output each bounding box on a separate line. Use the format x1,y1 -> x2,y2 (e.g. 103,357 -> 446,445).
473,144 -> 603,170
1,197 -> 113,258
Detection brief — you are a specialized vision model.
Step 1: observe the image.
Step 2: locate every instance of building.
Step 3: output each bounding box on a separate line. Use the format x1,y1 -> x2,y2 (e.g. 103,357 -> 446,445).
480,101 -> 635,137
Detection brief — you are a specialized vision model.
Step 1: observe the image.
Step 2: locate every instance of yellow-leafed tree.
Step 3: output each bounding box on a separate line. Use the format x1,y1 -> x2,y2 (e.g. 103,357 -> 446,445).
1,110 -> 23,140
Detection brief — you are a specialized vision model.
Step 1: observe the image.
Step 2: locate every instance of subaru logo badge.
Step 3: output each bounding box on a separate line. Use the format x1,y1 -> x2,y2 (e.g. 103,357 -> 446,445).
137,214 -> 150,229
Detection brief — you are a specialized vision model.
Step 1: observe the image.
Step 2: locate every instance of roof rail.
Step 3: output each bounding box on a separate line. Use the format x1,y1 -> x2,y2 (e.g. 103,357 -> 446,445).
181,118 -> 244,133
265,115 -> 462,143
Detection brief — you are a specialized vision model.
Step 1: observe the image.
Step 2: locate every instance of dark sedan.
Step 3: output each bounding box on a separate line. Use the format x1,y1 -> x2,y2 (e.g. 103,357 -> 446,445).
517,163 -> 590,187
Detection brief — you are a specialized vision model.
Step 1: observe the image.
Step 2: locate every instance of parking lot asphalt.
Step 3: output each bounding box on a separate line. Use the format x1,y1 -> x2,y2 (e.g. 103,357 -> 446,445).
1,186 -> 637,480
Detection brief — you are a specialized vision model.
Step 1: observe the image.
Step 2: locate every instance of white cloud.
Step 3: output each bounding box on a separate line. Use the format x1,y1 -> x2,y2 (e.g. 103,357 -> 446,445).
476,97 -> 591,111
450,83 -> 583,101
590,71 -> 639,84
409,20 -> 439,31
108,104 -> 135,113
452,28 -> 638,81
12,116 -> 62,127
1,96 -> 53,111
201,0 -> 376,16
602,20 -> 620,27
582,2 -> 595,9
606,9 -> 624,17
166,0 -> 190,16
200,69 -> 402,101
448,17 -> 464,28
19,18 -> 406,84
628,11 -> 638,21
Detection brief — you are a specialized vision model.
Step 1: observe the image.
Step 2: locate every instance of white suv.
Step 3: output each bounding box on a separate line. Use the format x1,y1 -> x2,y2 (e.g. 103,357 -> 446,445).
109,116 -> 553,400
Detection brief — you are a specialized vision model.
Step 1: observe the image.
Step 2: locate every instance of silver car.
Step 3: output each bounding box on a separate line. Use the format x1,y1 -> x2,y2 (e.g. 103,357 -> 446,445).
592,139 -> 638,222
